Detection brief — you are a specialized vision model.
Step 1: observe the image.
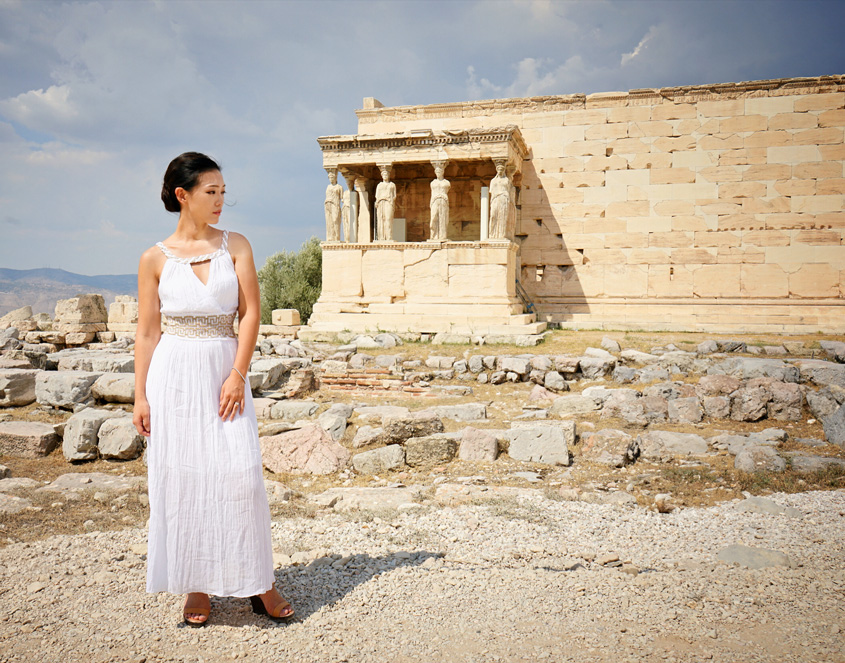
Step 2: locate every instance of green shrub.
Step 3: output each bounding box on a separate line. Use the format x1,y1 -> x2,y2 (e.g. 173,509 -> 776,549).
257,236 -> 322,324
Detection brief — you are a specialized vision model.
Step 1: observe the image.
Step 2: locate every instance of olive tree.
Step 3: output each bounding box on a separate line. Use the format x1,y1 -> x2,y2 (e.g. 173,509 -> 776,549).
257,236 -> 322,324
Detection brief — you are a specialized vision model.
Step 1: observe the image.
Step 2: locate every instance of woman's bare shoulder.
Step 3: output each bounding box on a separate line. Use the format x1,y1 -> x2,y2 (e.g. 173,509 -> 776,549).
138,245 -> 166,273
227,231 -> 253,254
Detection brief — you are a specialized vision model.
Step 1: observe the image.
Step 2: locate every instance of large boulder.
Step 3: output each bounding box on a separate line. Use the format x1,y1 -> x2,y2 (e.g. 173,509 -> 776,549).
318,403 -> 352,441
91,373 -> 135,404
638,430 -> 708,462
500,357 -> 530,377
506,423 -> 574,466
459,427 -> 499,462
383,411 -> 444,443
249,357 -> 290,391
0,421 -> 59,458
708,358 -> 798,383
405,434 -> 459,467
793,359 -> 845,389
730,385 -> 771,422
578,429 -> 639,467
351,425 -> 386,448
63,408 -> 126,461
696,374 -> 741,397
549,395 -> 601,418
55,351 -> 134,373
806,388 -> 840,420
35,371 -> 102,409
822,404 -> 845,449
0,306 -> 32,330
98,417 -> 145,460
270,400 -> 318,421
424,403 -> 487,422
54,294 -> 108,332
260,424 -> 350,475
578,356 -> 615,378
0,368 -> 39,406
351,445 -> 405,474
767,381 -> 802,421
668,397 -> 703,423
819,340 -> 845,364
734,446 -> 786,473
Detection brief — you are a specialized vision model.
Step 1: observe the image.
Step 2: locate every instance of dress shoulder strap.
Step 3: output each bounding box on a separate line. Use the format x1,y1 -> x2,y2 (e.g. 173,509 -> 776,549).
154,231 -> 228,264
155,242 -> 176,260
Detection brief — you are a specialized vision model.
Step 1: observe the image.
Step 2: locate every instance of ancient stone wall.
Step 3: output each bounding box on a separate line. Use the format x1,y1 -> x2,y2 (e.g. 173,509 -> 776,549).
355,77 -> 845,333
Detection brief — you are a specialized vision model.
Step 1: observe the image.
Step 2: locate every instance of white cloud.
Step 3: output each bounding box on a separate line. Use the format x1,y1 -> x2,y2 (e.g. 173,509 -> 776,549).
621,25 -> 658,66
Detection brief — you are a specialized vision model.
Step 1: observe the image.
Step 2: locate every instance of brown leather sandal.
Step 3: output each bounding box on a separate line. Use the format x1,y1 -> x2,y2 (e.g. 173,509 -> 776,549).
183,593 -> 211,628
249,593 -> 295,622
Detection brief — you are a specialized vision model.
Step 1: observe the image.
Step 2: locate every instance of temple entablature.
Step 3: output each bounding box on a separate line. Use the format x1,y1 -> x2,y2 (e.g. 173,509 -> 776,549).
317,126 -> 529,244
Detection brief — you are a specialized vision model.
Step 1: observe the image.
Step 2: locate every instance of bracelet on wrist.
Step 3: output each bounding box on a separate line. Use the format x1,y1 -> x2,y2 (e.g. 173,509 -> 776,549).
231,367 -> 247,384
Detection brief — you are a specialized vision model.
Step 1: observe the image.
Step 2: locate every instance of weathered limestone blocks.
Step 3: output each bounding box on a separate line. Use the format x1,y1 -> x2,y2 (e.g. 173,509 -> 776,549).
97,417 -> 145,460
272,309 -> 301,326
578,429 -> 639,467
91,373 -> 135,404
0,369 -> 39,407
506,422 -> 574,465
0,421 -> 59,458
352,444 -> 405,474
54,295 -> 108,344
405,434 -> 458,467
260,424 -> 351,475
63,408 -> 127,461
55,351 -> 134,373
35,371 -> 102,409
107,295 -> 138,332
0,306 -> 33,331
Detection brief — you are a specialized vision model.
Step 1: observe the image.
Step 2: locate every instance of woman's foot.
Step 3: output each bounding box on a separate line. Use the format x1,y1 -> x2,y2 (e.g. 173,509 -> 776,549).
251,586 -> 294,621
183,592 -> 210,627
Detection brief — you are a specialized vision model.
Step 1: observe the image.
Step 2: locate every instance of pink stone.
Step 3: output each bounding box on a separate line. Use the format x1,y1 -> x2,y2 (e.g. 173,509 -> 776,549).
260,424 -> 350,475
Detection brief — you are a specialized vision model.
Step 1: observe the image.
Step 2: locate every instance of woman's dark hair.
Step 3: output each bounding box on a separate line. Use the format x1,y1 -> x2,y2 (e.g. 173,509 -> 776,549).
161,152 -> 221,212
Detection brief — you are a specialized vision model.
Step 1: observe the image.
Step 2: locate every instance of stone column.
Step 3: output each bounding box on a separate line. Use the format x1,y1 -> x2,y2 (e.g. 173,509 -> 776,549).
480,186 -> 489,240
355,178 -> 371,243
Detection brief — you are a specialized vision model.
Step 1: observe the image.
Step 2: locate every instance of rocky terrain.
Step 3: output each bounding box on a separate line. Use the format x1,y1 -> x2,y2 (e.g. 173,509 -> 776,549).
1,301 -> 844,662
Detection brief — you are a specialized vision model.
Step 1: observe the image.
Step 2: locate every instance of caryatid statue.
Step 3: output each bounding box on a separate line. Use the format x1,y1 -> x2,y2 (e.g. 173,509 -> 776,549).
375,165 -> 396,241
429,160 -> 450,241
324,168 -> 343,241
341,171 -> 355,242
489,159 -> 514,240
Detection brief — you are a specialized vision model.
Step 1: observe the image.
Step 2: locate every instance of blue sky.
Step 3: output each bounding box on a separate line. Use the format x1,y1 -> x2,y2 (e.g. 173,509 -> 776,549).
1,0 -> 843,274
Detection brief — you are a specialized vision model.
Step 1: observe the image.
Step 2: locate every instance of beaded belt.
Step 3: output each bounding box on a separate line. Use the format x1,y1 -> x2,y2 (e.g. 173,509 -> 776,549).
164,313 -> 236,339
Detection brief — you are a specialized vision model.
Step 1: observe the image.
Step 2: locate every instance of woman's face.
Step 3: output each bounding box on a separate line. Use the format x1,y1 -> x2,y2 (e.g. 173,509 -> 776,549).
179,170 -> 225,224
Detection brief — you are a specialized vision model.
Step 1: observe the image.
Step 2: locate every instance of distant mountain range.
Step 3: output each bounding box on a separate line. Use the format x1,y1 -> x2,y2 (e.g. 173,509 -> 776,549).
0,268 -> 137,317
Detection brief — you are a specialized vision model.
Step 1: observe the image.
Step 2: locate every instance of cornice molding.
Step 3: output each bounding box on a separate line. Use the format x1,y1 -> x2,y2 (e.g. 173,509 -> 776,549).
355,75 -> 845,122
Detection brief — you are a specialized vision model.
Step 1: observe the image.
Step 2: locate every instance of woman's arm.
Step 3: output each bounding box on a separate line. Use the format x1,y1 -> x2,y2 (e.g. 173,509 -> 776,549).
133,248 -> 163,436
219,231 -> 261,420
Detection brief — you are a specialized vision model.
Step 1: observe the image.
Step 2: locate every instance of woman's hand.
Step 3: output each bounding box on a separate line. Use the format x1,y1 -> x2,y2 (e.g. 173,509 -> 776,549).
219,371 -> 246,421
134,399 -> 151,437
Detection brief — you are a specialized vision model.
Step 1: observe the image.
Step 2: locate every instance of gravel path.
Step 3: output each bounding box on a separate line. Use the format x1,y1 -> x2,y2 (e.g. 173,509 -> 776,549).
1,489 -> 843,663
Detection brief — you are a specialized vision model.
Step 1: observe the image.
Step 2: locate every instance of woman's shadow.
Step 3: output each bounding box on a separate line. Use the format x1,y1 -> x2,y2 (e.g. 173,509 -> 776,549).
196,549 -> 442,628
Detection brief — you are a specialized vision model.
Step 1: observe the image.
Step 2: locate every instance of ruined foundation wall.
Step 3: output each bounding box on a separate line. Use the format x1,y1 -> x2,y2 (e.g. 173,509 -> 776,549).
356,77 -> 845,333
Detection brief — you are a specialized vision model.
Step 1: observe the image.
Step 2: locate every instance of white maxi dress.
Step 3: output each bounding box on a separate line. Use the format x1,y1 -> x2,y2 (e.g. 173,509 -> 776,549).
145,230 -> 275,596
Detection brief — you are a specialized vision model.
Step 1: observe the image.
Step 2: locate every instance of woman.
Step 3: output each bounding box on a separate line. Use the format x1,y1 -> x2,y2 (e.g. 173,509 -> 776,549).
133,152 -> 294,627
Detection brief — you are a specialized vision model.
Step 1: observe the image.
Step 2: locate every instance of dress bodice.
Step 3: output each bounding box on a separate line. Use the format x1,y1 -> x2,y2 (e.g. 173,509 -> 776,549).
156,230 -> 239,317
